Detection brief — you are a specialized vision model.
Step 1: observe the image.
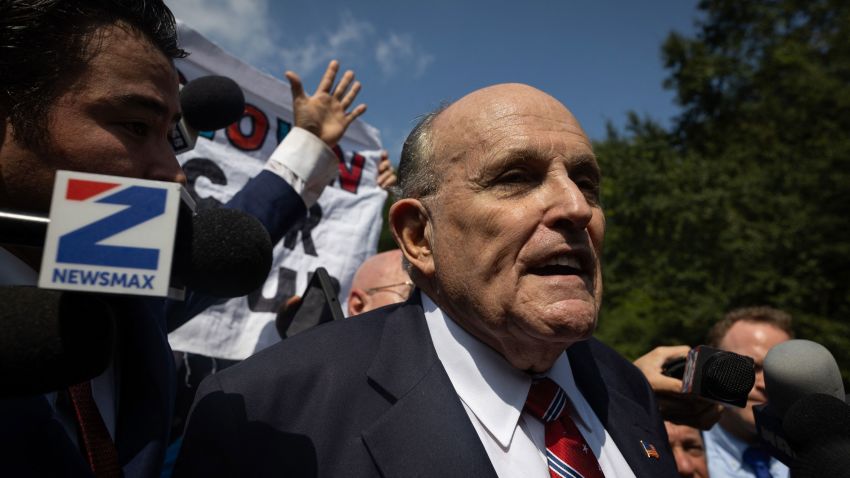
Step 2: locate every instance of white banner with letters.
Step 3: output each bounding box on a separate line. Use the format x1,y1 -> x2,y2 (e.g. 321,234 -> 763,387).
168,21 -> 386,360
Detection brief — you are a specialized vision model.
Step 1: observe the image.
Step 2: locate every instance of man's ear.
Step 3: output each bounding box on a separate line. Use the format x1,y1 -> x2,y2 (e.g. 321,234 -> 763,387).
389,198 -> 435,278
347,288 -> 368,317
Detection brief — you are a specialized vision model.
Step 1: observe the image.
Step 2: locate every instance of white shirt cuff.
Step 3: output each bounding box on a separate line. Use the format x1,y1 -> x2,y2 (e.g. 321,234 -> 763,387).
264,127 -> 339,208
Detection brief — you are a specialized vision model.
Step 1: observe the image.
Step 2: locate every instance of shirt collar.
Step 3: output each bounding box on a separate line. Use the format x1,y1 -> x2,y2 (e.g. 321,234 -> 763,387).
706,422 -> 749,473
422,293 -> 581,448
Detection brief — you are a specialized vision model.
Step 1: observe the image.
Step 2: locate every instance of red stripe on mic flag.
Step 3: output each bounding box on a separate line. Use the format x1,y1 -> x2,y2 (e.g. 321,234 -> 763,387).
66,179 -> 120,201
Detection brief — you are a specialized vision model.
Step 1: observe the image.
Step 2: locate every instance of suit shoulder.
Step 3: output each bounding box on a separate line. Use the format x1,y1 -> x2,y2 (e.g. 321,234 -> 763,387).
585,338 -> 654,400
208,303 -> 399,393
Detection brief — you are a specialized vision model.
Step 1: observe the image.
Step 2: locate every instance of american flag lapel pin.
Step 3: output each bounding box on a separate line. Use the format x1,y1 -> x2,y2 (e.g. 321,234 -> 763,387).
640,440 -> 660,459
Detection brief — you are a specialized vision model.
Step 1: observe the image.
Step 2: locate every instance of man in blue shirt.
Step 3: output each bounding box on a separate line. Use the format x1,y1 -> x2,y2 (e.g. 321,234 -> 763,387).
703,307 -> 794,478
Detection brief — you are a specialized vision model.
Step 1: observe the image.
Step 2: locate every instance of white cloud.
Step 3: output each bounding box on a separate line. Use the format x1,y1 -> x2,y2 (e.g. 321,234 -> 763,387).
167,2 -> 433,79
375,33 -> 434,77
167,0 -> 277,65
277,12 -> 374,75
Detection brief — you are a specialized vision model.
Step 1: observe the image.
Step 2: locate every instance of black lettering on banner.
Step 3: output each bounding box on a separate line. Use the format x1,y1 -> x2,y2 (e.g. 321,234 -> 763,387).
332,145 -> 365,194
182,157 -> 226,210
247,267 -> 296,313
226,103 -> 268,151
283,203 -> 322,257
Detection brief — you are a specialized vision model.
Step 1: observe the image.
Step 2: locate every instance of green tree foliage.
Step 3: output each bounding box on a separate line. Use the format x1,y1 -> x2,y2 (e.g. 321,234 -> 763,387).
595,0 -> 850,382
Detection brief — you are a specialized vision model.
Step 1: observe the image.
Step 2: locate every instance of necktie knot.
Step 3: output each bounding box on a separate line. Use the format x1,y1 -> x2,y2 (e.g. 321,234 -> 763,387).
742,446 -> 773,478
524,377 -> 569,423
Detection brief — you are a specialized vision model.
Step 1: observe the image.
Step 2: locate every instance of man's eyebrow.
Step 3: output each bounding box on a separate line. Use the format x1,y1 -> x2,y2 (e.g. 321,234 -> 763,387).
570,153 -> 601,175
110,93 -> 182,123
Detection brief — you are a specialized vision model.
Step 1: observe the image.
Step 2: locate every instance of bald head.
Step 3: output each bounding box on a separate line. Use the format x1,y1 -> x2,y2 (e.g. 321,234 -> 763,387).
395,83 -> 589,201
436,83 -> 585,141
347,249 -> 412,316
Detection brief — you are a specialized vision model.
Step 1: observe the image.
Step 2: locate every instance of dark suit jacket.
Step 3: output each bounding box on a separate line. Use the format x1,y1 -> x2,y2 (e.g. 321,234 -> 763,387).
174,295 -> 680,477
0,171 -> 305,477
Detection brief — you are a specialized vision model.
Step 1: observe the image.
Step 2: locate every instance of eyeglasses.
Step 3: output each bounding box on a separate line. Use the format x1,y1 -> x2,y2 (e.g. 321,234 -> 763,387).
365,280 -> 415,300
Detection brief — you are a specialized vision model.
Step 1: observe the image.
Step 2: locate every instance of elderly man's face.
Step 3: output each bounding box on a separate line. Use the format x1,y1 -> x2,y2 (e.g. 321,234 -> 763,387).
422,84 -> 604,370
0,23 -> 183,213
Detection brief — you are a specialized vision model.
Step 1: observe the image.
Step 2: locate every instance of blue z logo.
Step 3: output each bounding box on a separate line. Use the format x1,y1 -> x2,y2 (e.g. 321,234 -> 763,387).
58,186 -> 166,270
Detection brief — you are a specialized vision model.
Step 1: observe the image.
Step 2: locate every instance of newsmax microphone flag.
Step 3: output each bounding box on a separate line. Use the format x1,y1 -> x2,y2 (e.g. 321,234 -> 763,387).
37,170 -> 272,299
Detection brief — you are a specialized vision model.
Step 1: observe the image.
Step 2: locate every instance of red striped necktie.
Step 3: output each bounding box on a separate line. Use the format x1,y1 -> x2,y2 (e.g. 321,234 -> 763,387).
524,378 -> 605,478
67,380 -> 123,477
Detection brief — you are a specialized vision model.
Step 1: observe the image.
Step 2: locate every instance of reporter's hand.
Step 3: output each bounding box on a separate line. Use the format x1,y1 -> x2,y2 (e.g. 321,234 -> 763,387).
634,345 -> 724,430
634,345 -> 692,393
377,151 -> 397,190
286,60 -> 367,148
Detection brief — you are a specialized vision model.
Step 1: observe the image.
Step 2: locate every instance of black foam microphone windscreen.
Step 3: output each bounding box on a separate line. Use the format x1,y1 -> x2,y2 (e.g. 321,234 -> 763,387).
174,207 -> 273,298
0,287 -> 114,397
782,393 -> 850,448
180,75 -> 246,131
790,439 -> 850,478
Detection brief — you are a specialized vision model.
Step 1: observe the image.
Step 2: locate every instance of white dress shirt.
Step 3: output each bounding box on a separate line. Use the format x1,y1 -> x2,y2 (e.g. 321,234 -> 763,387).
704,423 -> 789,478
421,293 -> 637,477
262,126 -> 339,208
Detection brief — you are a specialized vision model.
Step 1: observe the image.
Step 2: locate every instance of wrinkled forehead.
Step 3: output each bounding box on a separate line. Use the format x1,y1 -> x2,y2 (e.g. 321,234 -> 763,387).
432,84 -> 592,161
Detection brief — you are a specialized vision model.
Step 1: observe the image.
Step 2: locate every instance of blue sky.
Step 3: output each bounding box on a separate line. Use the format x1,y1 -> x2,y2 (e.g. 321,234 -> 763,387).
167,0 -> 702,162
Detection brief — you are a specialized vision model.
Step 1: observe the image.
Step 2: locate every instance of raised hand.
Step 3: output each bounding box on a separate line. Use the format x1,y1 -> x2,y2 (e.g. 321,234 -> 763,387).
285,60 -> 367,148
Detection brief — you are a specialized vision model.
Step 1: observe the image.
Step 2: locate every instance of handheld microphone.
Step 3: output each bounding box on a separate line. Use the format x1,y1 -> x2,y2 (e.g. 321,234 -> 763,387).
170,75 -> 246,154
662,345 -> 756,407
753,339 -> 846,465
782,393 -> 850,477
0,287 -> 115,397
0,206 -> 272,298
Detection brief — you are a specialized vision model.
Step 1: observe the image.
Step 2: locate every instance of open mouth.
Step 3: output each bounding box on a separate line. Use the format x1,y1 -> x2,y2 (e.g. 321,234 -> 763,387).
527,255 -> 585,277
529,264 -> 583,276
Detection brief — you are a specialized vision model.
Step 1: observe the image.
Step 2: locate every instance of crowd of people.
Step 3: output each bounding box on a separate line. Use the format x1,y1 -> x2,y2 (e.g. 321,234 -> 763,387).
0,1 -> 832,477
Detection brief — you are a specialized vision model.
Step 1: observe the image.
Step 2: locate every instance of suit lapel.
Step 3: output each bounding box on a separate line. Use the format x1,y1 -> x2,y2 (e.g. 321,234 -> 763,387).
569,340 -> 677,477
362,297 -> 497,477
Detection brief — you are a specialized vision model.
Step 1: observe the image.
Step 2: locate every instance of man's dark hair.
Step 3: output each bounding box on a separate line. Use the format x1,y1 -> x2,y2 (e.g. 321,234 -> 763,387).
392,102 -> 451,200
0,0 -> 186,150
706,306 -> 795,347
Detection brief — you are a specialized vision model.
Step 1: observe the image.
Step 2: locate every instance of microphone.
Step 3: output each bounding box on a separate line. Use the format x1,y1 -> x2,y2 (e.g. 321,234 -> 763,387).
0,287 -> 114,397
753,339 -> 846,465
173,207 -> 272,297
170,75 -> 246,154
782,393 -> 850,477
763,340 -> 845,416
662,345 -> 756,407
0,206 -> 272,298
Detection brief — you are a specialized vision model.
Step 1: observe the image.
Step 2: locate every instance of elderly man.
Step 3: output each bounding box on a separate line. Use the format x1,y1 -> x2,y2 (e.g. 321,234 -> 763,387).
346,249 -> 412,316
175,84 -> 678,477
0,1 -> 364,475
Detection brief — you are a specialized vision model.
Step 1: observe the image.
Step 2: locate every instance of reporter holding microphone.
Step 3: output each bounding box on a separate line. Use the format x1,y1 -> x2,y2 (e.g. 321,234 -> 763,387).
0,1 -> 366,476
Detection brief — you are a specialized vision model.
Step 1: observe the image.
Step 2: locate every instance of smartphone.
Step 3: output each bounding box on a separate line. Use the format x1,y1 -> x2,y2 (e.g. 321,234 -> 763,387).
279,267 -> 344,338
